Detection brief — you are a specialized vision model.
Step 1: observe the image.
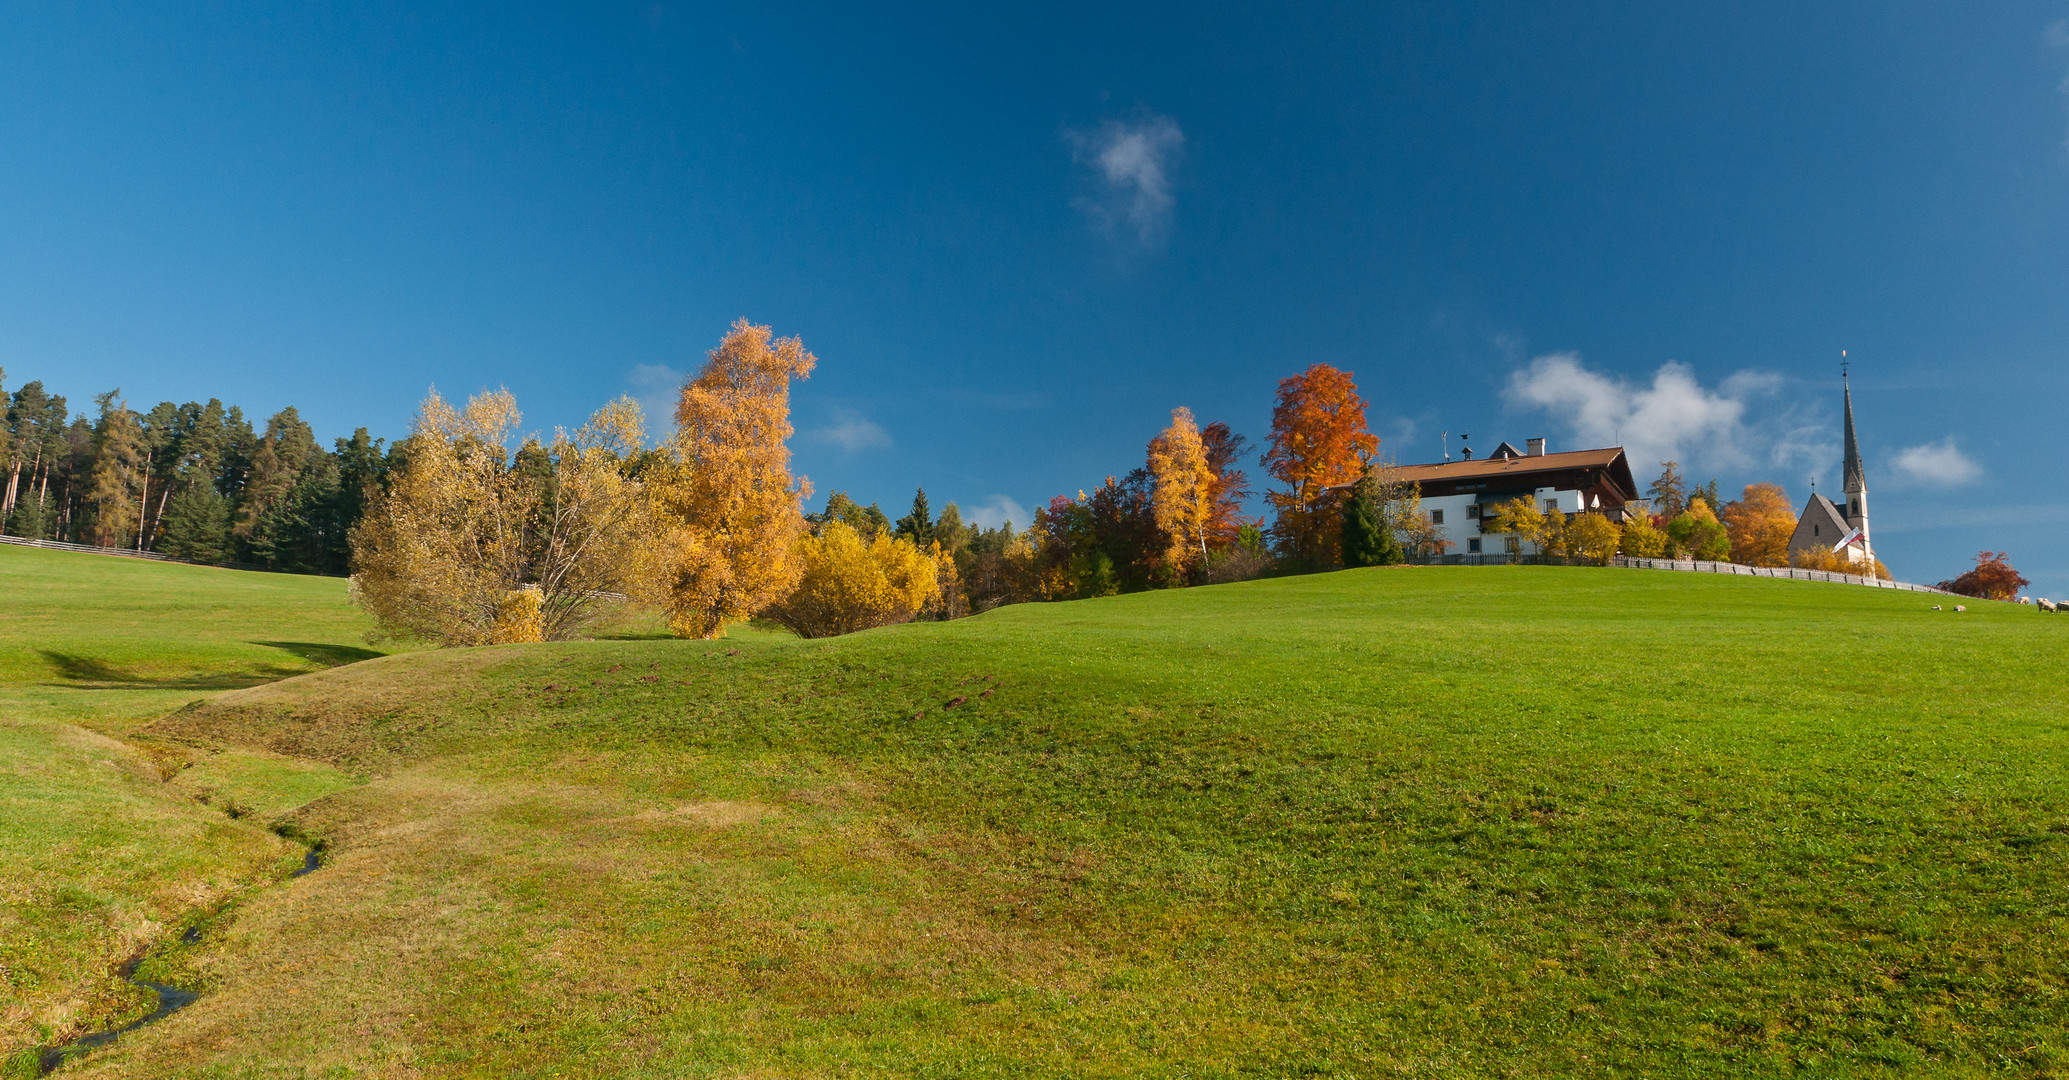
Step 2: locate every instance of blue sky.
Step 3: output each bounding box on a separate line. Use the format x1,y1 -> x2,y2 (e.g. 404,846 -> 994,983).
5,3 -> 2067,593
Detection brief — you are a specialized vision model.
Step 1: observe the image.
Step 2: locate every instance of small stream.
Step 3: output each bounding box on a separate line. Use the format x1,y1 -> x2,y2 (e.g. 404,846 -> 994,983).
35,849 -> 320,1075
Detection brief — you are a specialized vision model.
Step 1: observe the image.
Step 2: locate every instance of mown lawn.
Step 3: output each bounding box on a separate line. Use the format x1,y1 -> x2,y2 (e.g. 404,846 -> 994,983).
0,546 -> 391,1065
39,564 -> 2069,1078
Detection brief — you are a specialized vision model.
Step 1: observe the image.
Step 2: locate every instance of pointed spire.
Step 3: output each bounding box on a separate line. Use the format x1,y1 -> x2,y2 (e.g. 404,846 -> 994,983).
1841,368 -> 1865,494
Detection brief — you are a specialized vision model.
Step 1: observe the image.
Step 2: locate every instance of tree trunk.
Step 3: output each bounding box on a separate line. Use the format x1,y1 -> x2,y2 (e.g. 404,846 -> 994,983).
136,452 -> 151,551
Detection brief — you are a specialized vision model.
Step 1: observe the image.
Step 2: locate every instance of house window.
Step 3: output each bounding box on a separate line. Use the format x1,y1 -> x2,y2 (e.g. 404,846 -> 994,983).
1543,499 -> 1558,512
1468,537 -> 1482,554
1431,509 -> 1444,525
1465,504 -> 1481,520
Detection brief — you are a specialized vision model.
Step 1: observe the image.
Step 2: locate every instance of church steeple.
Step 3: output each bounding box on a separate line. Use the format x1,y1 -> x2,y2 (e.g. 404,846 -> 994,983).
1838,356 -> 1871,562
1841,369 -> 1865,496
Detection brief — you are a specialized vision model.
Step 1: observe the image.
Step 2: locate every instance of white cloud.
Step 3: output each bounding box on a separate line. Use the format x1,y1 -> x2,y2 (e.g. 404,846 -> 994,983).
626,363 -> 683,438
1503,352 -> 1832,479
963,495 -> 1029,531
1893,438 -> 1982,485
807,408 -> 892,453
1065,114 -> 1184,244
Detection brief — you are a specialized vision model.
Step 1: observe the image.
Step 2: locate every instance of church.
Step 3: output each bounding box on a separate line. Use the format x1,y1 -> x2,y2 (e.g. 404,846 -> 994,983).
1787,372 -> 1874,567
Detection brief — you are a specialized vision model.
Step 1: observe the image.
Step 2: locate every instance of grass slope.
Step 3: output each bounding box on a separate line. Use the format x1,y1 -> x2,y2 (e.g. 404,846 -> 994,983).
0,546 -> 391,1062
49,565 -> 2069,1078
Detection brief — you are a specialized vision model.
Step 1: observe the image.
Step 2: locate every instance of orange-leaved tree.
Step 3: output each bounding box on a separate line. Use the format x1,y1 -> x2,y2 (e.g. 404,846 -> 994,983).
1263,364 -> 1377,569
649,319 -> 816,639
1938,551 -> 2028,601
1718,482 -> 1796,567
1147,407 -> 1214,577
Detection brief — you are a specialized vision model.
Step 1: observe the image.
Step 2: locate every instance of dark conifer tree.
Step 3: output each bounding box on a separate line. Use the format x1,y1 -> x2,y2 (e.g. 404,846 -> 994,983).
158,483 -> 233,564
895,488 -> 934,546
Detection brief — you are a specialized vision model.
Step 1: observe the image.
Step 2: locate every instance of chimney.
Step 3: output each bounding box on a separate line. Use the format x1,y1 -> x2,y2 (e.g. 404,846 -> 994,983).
1526,437 -> 1546,457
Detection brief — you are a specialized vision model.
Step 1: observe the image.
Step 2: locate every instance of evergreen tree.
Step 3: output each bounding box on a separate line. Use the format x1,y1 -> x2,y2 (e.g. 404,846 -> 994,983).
158,483 -> 233,564
894,487 -> 934,546
1341,467 -> 1404,568
6,487 -> 52,539
1341,482 -> 1384,568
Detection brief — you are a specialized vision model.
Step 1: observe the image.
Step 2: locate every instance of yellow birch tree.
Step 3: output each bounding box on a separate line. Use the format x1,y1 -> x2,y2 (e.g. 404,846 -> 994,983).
649,319 -> 816,638
351,389 -> 655,645
1147,407 -> 1214,577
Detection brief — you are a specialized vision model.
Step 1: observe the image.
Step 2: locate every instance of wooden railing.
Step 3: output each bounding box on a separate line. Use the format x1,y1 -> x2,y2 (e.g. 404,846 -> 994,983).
1404,551 -> 1955,596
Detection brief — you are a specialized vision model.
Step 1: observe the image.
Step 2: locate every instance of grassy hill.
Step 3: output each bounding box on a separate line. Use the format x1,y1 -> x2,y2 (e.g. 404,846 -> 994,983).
0,545 -> 395,1067
9,548 -> 2069,1076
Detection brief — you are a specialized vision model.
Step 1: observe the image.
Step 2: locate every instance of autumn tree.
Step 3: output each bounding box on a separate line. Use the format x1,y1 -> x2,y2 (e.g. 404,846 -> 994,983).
1718,483 -> 1796,568
1483,497 -> 1548,558
84,391 -> 145,548
1263,364 -> 1377,569
1665,498 -> 1731,561
1938,551 -> 2028,601
1566,512 -> 1621,565
763,520 -> 942,638
1619,512 -> 1669,558
350,389 -> 655,645
1148,407 -> 1215,576
648,319 -> 816,639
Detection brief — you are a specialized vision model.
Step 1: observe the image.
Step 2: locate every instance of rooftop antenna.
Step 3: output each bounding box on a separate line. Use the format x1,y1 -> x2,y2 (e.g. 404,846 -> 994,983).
1461,431 -> 1471,459
1441,431 -> 1450,463
1841,349 -> 1849,378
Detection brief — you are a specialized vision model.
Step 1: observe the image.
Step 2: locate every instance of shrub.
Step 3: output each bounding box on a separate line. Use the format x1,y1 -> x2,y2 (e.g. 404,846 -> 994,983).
763,521 -> 942,638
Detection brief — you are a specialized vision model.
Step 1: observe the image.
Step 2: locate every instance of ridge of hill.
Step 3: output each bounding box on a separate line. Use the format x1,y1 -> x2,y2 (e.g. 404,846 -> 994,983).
48,564 -> 2067,1077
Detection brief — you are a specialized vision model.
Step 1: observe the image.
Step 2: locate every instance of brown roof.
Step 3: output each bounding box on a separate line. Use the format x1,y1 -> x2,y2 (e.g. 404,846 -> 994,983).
1393,446 -> 1636,497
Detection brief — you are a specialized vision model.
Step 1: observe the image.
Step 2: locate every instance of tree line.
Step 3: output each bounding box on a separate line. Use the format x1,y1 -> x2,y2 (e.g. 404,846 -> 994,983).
0,368 -> 385,573
9,330 -> 2029,639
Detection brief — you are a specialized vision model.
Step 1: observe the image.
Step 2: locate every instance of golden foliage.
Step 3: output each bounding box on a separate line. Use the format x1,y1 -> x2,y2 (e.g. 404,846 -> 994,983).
1665,498 -> 1732,560
1147,407 -> 1214,576
763,521 -> 941,638
1484,497 -> 1548,556
1790,546 -> 1892,580
489,588 -> 545,644
648,319 -> 816,639
1620,513 -> 1669,558
1566,512 -> 1620,565
1719,483 -> 1796,567
350,388 -> 655,645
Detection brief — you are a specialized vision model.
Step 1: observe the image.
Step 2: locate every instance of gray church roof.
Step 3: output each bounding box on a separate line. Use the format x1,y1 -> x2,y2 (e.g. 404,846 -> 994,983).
1789,493 -> 1853,553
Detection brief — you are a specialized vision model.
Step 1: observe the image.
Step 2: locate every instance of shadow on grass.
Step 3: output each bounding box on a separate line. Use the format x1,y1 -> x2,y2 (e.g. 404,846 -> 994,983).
37,641 -> 382,689
37,651 -> 305,690
250,641 -> 385,667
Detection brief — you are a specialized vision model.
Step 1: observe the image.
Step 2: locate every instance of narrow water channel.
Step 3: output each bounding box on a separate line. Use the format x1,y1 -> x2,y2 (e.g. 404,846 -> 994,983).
35,849 -> 320,1075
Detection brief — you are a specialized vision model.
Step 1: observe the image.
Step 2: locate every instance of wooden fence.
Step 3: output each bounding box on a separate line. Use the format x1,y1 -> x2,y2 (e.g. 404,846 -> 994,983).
1405,551 -> 1956,596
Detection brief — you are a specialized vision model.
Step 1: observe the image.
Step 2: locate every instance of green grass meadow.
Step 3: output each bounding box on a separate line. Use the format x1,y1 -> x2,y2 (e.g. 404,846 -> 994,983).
0,545 -> 389,1066
7,545 -> 2069,1076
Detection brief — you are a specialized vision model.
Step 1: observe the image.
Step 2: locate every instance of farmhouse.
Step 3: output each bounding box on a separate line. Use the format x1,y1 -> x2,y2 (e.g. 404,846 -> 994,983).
1396,439 -> 1638,556
1786,372 -> 1875,567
